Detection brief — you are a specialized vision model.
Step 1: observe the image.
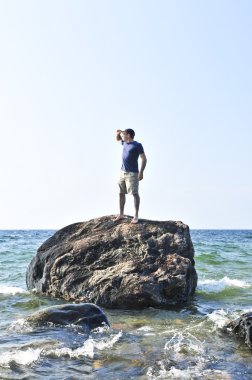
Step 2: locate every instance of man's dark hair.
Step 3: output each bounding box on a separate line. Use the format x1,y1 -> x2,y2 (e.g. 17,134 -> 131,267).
124,128 -> 135,139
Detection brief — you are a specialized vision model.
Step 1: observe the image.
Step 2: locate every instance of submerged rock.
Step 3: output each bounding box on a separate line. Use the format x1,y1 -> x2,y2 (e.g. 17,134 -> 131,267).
25,303 -> 109,330
26,215 -> 197,308
225,311 -> 252,349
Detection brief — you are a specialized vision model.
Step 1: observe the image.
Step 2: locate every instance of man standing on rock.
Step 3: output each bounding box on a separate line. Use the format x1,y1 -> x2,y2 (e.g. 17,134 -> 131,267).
114,129 -> 147,224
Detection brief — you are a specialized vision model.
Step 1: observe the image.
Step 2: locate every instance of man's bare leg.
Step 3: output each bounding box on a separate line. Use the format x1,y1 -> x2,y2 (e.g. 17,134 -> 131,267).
114,193 -> 126,221
131,193 -> 140,223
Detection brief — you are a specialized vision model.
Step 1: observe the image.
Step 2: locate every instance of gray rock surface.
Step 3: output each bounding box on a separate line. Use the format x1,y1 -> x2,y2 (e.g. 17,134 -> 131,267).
225,311 -> 252,349
26,215 -> 197,308
25,303 -> 109,330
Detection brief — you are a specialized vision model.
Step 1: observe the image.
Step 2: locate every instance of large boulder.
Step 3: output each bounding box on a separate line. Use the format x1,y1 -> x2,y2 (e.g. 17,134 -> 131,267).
26,216 -> 197,308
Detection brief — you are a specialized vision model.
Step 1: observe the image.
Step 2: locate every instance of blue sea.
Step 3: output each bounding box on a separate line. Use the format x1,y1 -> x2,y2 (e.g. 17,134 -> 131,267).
0,229 -> 251,379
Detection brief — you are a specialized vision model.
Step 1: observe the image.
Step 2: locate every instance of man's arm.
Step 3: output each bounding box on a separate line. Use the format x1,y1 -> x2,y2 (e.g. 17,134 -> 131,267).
138,153 -> 147,181
116,129 -> 123,141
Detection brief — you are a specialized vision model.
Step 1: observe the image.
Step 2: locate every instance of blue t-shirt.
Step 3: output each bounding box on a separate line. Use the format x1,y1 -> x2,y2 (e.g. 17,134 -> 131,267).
121,141 -> 144,173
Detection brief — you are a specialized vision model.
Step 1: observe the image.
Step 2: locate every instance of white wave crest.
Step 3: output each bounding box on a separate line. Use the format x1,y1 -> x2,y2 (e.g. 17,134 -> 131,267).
164,332 -> 204,356
0,285 -> 28,295
46,331 -> 122,359
48,339 -> 94,359
136,326 -> 155,335
0,348 -> 41,368
9,318 -> 34,333
207,309 -> 230,329
137,326 -> 154,332
198,276 -> 250,293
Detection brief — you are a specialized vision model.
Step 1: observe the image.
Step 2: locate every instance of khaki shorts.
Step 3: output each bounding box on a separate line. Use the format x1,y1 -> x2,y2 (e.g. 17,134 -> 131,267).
118,171 -> 139,195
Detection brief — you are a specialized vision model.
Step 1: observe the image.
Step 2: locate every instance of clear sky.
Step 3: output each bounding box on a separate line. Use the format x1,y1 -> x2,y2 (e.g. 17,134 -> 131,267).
0,0 -> 251,229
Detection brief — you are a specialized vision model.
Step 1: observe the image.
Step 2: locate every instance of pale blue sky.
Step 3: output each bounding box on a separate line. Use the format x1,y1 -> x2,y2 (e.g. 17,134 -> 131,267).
0,0 -> 251,229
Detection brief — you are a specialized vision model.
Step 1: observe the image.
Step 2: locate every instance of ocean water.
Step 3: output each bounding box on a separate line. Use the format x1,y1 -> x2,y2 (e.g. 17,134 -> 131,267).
0,229 -> 251,379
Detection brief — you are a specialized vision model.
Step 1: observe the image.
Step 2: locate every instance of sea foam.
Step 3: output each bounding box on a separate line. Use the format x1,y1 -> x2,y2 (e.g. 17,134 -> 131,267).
46,331 -> 122,359
207,309 -> 230,329
164,331 -> 204,356
0,348 -> 41,368
9,318 -> 34,333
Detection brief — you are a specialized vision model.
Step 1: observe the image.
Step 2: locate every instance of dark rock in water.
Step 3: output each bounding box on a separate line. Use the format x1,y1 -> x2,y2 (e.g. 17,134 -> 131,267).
25,303 -> 110,330
225,312 -> 252,349
26,215 -> 197,308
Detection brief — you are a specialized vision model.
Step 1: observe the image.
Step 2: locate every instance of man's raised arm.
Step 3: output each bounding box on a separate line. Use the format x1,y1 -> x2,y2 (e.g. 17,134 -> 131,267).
116,130 -> 123,141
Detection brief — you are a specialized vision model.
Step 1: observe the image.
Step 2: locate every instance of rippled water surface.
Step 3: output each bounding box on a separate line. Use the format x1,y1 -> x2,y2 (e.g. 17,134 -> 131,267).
0,229 -> 252,379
